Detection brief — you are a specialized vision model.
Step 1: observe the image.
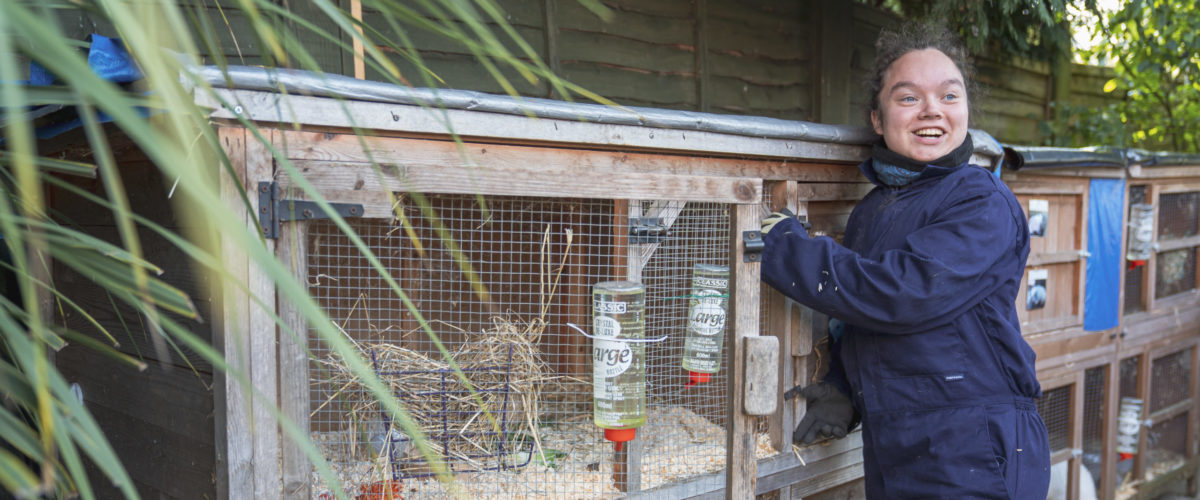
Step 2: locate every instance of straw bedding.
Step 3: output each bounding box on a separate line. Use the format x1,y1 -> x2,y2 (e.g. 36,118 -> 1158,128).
312,312 -> 569,472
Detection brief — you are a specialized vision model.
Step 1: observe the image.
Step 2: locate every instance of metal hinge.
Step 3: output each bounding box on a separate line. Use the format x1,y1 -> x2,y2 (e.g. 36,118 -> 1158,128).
629,217 -> 669,244
257,181 -> 364,239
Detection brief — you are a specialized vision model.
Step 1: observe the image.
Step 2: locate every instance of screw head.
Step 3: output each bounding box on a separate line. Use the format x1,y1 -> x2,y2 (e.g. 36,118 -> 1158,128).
233,105 -> 243,115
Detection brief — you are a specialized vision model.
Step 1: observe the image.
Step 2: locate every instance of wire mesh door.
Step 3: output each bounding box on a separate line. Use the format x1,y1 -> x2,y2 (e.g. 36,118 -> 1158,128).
1081,366 -> 1106,492
304,194 -> 748,498
1145,348 -> 1193,484
1037,385 -> 1072,456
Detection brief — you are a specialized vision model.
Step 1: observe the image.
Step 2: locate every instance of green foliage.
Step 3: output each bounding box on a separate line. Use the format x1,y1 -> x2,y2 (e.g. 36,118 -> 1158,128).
1,0 -> 595,498
1038,101 -> 1131,149
1066,0 -> 1200,152
859,0 -> 1089,62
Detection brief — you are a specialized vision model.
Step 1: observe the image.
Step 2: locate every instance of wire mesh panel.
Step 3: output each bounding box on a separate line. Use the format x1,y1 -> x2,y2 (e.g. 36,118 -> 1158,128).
1037,385 -> 1072,453
1082,366 -> 1106,489
638,201 -> 772,496
305,194 -> 747,498
1156,191 -> 1199,299
1150,349 -> 1192,413
1157,192 -> 1199,241
1145,412 -> 1189,481
1155,248 -> 1197,299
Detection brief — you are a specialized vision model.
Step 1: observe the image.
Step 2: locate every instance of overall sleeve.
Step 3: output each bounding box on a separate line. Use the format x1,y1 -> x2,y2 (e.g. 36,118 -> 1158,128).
760,186 -> 1023,334
821,334 -> 854,397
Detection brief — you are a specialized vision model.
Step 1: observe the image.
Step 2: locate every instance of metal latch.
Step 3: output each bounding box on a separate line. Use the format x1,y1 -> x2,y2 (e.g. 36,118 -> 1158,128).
257,181 -> 364,239
744,213 -> 810,262
629,217 -> 669,244
743,230 -> 764,262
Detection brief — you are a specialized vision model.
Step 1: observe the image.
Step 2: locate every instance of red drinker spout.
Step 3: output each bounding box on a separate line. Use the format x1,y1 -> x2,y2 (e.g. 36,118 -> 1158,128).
685,371 -> 710,388
604,427 -> 636,452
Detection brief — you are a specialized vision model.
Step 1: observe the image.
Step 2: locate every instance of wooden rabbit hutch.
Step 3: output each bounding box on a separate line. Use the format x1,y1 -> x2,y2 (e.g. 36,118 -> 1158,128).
1003,146 -> 1200,500
46,63 -> 1200,500
184,66 -> 928,499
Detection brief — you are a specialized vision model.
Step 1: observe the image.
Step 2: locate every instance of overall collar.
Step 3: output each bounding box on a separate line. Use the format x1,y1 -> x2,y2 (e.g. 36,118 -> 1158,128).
862,135 -> 975,187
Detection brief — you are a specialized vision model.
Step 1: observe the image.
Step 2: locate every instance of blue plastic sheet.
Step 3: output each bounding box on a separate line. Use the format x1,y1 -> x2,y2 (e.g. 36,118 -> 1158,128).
27,34 -> 141,86
7,34 -> 150,142
87,34 -> 143,83
1084,178 -> 1125,331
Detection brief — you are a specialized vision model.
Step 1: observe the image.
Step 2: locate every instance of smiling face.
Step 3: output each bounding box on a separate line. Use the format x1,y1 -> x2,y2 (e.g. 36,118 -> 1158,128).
870,48 -> 969,163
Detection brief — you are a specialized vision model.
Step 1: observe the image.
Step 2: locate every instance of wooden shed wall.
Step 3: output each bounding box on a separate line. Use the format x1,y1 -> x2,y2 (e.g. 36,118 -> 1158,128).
36,0 -> 1123,145
45,131 -> 217,499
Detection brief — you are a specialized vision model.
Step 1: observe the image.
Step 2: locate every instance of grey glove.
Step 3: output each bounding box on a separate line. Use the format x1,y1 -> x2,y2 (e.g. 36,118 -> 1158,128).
761,208 -> 812,235
760,207 -> 796,235
786,382 -> 856,445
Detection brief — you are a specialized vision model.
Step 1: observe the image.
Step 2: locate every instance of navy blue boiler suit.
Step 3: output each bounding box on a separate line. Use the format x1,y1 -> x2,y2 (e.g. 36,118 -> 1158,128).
761,159 -> 1051,499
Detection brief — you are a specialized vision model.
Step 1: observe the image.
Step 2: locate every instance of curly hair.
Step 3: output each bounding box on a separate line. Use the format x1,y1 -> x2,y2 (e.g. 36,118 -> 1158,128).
867,22 -> 976,116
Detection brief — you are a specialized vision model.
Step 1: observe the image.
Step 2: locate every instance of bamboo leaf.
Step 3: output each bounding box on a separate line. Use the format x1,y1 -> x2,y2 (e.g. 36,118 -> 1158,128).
0,448 -> 40,500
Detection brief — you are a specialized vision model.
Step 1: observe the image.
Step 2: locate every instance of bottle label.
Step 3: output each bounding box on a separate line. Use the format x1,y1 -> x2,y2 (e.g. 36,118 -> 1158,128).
688,290 -> 726,336
594,300 -> 627,314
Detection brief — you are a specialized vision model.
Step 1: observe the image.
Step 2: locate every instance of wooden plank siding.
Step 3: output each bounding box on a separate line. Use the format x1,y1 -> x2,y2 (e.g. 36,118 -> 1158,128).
47,132 -> 217,499
52,0 -> 1120,148
703,0 -> 813,119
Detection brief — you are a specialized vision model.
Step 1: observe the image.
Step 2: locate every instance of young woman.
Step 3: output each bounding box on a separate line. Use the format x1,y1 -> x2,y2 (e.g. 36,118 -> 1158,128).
760,23 -> 1051,499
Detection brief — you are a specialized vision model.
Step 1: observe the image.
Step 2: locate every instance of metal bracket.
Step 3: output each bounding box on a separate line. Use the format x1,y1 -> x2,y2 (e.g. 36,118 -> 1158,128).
629,217 -> 669,244
743,230 -> 764,262
257,181 -> 364,239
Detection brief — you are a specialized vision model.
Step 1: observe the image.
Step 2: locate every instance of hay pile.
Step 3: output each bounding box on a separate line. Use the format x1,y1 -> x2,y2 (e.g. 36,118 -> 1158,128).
313,313 -> 568,471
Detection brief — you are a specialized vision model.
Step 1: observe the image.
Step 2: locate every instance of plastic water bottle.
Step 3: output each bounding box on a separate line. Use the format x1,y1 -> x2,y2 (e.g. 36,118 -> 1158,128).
592,281 -> 646,451
681,264 -> 729,387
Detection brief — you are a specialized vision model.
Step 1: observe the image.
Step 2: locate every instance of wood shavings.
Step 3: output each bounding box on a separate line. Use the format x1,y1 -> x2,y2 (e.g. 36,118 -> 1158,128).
1114,449 -> 1187,500
311,405 -> 779,498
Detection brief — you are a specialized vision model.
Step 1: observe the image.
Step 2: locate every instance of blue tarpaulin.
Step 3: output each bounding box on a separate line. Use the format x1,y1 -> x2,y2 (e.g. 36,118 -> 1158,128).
1084,177 -> 1125,331
2,34 -> 147,143
28,34 -> 142,86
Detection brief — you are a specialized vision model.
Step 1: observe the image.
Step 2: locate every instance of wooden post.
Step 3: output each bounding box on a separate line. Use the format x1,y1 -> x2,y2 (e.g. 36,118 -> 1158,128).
613,200 -> 644,493
216,126 -> 254,499
1144,186 -> 1160,313
1049,27 -> 1073,123
247,129 -> 282,499
351,0 -> 365,79
542,0 -> 561,99
726,203 -> 761,499
766,181 -> 806,451
1101,360 -> 1119,500
1070,371 -> 1085,500
816,0 -> 854,125
1190,347 -> 1200,497
1135,352 -> 1152,481
278,221 -> 311,499
694,0 -> 709,113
